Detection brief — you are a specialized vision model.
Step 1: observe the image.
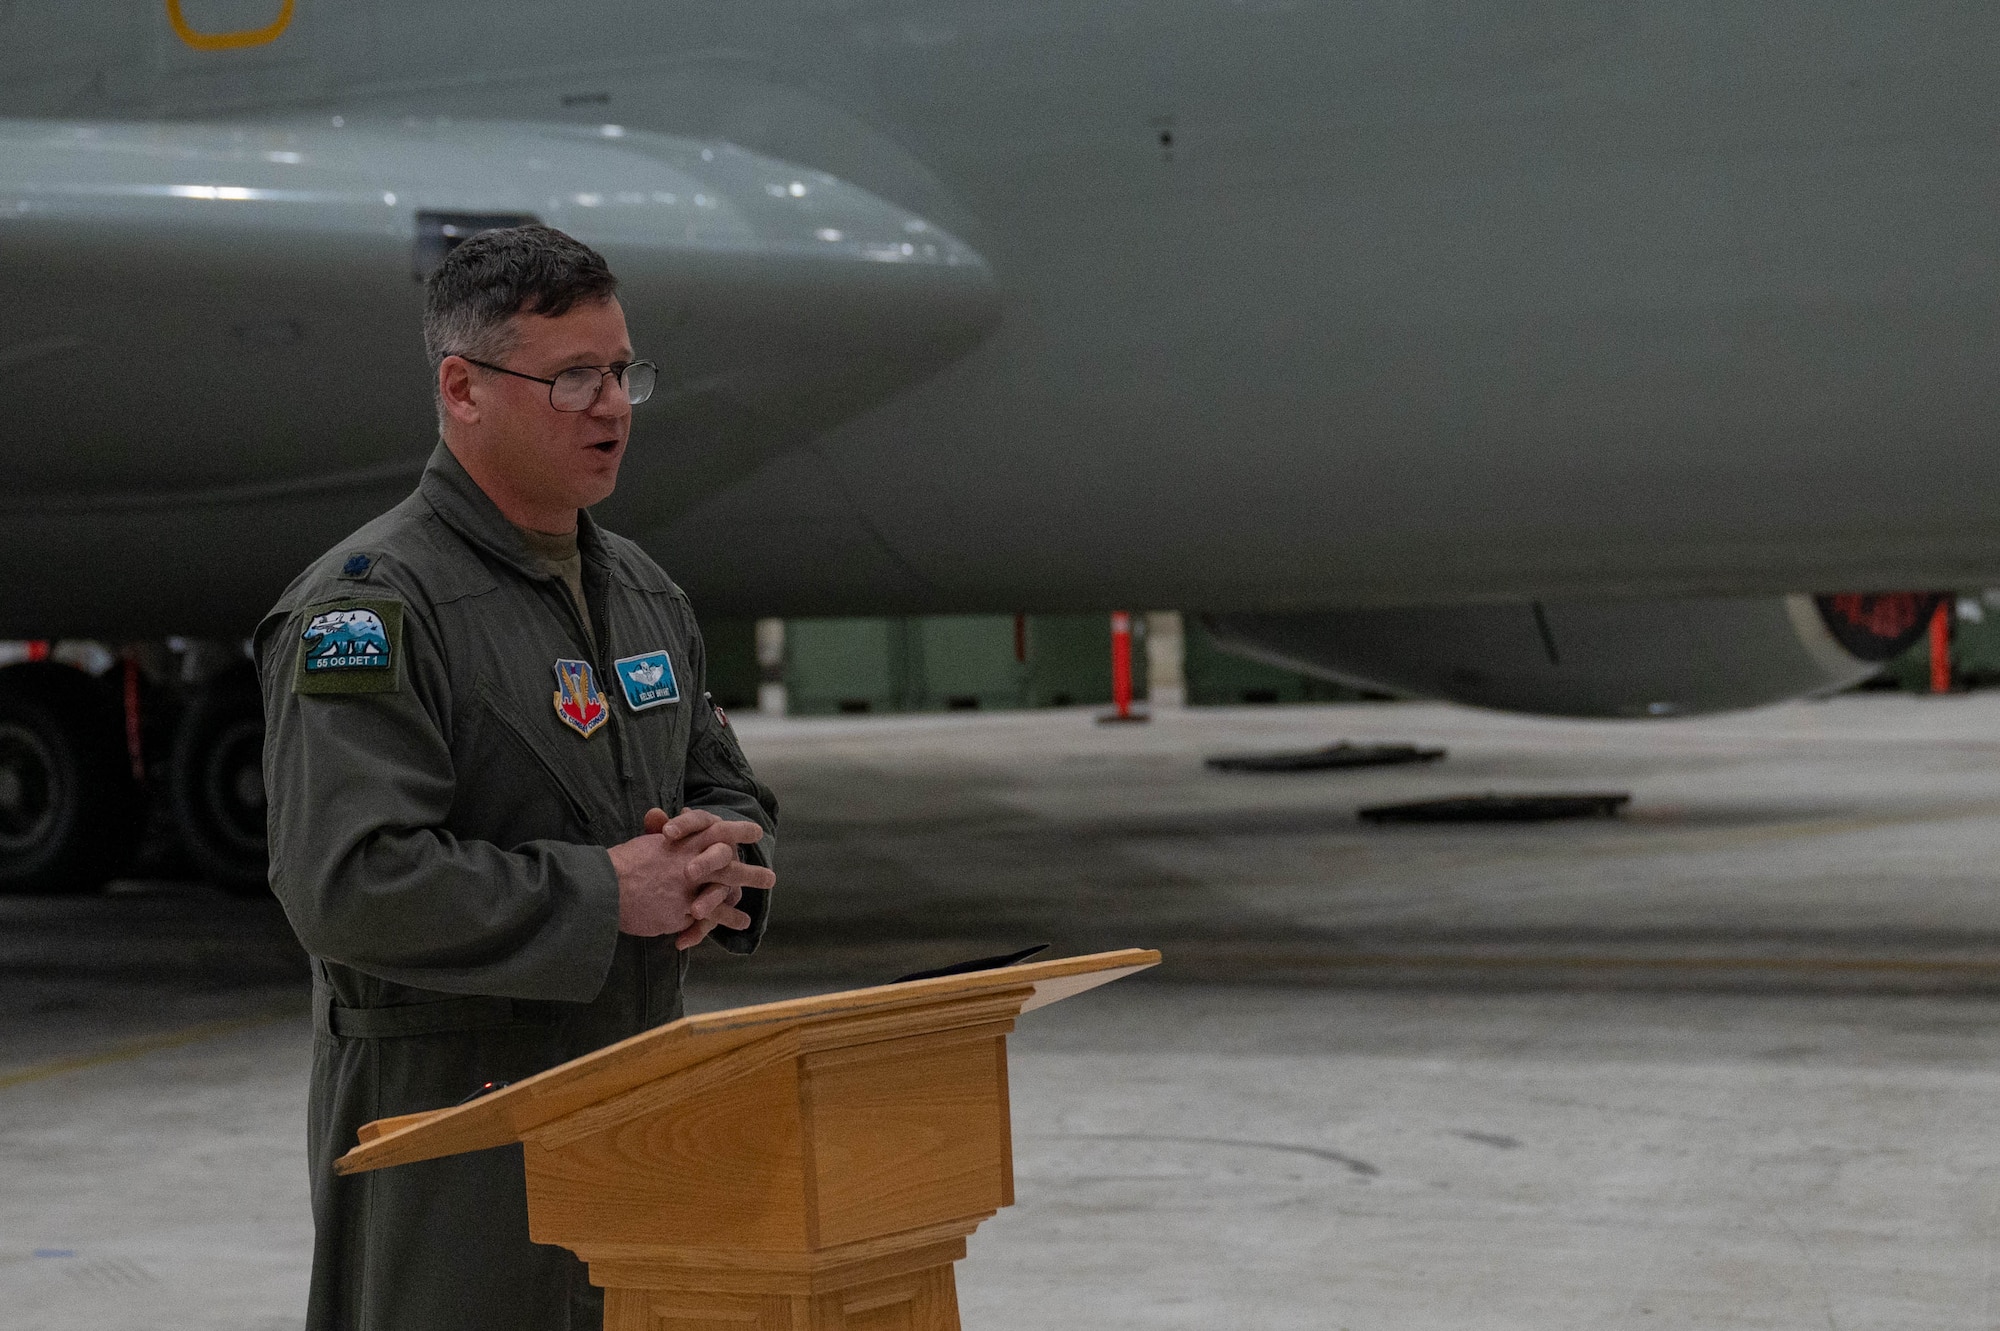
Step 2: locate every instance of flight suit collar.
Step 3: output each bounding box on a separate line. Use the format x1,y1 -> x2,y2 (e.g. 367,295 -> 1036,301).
418,442 -> 615,581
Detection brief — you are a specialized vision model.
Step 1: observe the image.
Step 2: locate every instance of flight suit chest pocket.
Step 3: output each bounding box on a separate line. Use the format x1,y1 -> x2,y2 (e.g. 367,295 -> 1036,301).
624,653 -> 693,807
604,608 -> 693,802
467,676 -> 597,836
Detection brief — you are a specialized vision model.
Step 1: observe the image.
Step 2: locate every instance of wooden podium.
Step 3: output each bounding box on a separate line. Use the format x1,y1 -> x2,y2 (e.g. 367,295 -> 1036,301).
335,948 -> 1160,1330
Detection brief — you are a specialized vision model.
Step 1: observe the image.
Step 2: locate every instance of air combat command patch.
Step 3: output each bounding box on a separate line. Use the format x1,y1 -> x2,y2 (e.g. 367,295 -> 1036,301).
612,650 -> 680,711
553,658 -> 609,738
293,599 -> 403,695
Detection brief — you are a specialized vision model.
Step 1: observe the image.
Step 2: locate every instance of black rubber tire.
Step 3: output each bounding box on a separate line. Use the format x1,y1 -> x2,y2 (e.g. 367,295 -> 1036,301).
169,669 -> 271,896
0,663 -> 142,894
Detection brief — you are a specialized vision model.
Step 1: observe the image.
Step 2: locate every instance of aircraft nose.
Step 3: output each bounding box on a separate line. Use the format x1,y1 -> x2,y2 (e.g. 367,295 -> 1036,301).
0,117 -> 1001,522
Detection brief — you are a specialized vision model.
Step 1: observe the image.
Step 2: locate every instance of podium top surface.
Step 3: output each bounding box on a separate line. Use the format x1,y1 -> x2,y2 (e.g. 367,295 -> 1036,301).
336,947 -> 1159,1175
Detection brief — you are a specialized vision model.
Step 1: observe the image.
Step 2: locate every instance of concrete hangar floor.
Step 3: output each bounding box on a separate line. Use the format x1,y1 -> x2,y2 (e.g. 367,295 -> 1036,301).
9,694 -> 2000,1329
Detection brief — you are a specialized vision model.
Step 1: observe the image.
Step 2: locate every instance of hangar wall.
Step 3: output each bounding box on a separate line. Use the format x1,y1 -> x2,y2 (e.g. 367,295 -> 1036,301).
697,613 -> 1384,715
701,594 -> 2000,717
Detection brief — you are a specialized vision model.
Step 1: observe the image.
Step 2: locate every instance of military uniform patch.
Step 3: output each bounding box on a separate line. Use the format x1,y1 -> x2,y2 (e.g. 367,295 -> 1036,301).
293,599 -> 403,695
612,650 -> 680,711
553,659 -> 609,737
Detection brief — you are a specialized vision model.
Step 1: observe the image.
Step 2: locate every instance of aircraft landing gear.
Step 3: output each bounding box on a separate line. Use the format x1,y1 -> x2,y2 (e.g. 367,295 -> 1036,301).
0,663 -> 142,893
168,667 -> 269,896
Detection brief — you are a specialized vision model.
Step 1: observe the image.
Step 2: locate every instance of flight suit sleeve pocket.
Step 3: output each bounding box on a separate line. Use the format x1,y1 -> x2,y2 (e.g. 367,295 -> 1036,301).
689,695 -> 778,852
692,705 -> 760,796
292,598 -> 406,695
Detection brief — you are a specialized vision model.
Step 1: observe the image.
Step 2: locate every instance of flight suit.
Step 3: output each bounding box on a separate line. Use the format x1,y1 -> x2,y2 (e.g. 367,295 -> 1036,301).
255,443 -> 777,1331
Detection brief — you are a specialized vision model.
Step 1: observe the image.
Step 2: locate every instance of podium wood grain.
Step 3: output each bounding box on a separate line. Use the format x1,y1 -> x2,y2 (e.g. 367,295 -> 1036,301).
337,949 -> 1159,1330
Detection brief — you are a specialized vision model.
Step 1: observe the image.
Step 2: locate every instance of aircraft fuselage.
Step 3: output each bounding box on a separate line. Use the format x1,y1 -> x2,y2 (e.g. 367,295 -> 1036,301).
1,1 -> 1996,630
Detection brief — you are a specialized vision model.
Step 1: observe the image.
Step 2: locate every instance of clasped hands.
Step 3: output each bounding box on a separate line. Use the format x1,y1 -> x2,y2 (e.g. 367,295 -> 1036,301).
608,807 -> 774,949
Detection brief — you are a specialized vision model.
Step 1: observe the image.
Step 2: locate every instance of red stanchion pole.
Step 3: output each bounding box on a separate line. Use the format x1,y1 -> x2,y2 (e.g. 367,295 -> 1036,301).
1930,600 -> 1952,695
1110,611 -> 1133,719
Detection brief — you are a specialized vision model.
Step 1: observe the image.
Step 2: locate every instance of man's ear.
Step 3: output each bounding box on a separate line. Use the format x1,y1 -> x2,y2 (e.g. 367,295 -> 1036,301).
438,357 -> 481,426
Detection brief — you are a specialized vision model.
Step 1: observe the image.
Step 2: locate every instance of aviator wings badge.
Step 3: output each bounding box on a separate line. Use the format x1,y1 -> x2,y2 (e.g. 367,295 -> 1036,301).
552,659 -> 609,738
612,650 -> 680,711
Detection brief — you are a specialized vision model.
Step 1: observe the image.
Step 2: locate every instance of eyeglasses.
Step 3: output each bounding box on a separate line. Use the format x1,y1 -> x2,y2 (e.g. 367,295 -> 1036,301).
455,356 -> 658,411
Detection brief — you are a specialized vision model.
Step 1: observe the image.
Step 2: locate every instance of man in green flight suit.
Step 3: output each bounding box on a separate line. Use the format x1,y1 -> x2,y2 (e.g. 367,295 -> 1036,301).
256,223 -> 779,1331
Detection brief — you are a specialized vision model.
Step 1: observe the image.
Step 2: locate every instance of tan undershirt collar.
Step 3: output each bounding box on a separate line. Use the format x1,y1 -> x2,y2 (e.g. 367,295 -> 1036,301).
514,523 -> 594,655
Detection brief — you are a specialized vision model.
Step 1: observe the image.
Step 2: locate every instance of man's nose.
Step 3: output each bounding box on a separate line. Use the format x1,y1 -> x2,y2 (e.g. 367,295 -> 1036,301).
589,373 -> 631,420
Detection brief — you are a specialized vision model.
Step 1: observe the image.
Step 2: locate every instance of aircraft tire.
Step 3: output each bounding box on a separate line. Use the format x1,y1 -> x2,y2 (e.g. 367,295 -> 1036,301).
0,663 -> 142,894
169,669 -> 270,897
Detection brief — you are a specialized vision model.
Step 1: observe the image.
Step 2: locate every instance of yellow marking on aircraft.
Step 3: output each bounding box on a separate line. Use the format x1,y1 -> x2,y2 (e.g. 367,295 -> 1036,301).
165,0 -> 295,52
0,1007 -> 297,1092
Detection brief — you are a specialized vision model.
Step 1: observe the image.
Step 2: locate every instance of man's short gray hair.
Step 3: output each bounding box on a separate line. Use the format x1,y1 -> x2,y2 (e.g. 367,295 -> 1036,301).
421,223 -> 619,421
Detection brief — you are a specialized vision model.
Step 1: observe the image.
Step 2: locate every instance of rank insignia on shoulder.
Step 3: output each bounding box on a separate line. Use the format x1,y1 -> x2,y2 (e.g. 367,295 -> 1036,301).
553,659 -> 609,738
612,650 -> 680,711
293,599 -> 402,695
338,552 -> 375,579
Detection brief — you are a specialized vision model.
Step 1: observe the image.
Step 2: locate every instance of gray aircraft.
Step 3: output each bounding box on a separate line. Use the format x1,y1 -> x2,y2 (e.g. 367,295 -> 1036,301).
0,0 -> 1988,891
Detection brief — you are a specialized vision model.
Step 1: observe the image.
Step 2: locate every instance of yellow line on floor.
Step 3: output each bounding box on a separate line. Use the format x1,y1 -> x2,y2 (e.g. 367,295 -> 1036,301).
1331,954 -> 2000,973
0,1008 -> 299,1092
1349,799 -> 2000,881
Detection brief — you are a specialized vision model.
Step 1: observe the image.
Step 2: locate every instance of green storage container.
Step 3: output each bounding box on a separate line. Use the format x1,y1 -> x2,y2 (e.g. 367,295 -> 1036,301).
912,616 -> 1028,711
779,613 -> 1155,714
784,617 -> 915,715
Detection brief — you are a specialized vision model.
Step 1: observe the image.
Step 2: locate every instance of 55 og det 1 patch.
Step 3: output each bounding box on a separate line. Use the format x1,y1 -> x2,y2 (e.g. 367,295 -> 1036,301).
553,658 -> 609,738
612,650 -> 680,711
293,599 -> 403,695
